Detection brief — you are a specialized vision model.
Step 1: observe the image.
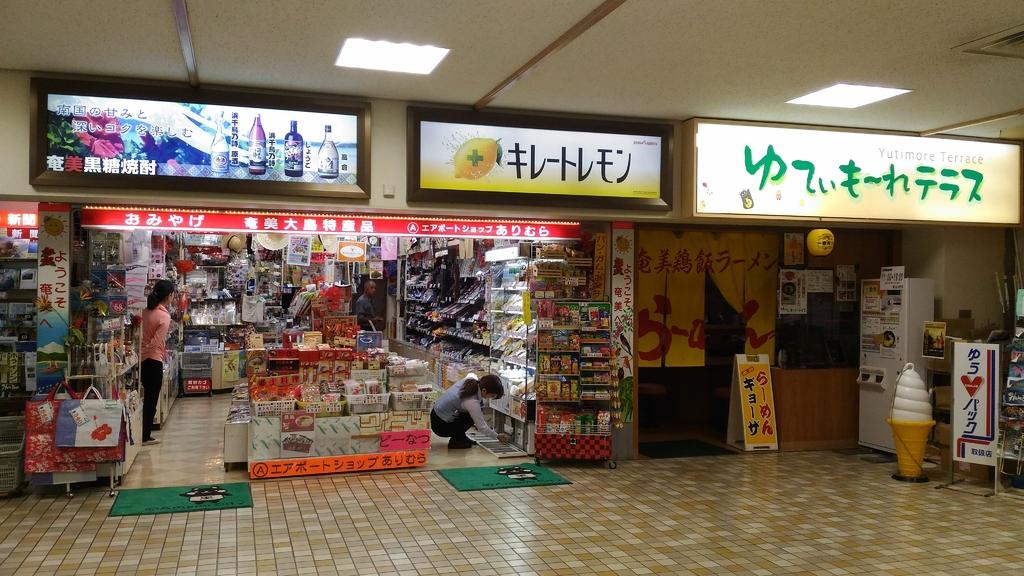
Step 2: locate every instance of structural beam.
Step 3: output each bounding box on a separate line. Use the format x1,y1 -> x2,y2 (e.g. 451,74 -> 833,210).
171,0 -> 200,88
473,0 -> 627,110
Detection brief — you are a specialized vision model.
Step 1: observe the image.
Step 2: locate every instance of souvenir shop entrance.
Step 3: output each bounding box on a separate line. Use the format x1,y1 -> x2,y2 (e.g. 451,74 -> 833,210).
55,204 -> 615,486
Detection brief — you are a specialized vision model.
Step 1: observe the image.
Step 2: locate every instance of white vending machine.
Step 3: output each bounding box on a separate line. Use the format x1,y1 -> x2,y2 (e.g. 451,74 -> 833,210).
858,276 -> 934,452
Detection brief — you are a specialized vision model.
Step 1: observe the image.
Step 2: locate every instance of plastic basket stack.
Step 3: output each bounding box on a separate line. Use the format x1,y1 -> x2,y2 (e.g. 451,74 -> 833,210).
0,416 -> 25,496
180,352 -> 213,382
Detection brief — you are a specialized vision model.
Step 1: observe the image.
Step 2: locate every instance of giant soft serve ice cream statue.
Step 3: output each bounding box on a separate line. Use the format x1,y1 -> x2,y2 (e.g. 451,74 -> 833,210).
887,363 -> 936,482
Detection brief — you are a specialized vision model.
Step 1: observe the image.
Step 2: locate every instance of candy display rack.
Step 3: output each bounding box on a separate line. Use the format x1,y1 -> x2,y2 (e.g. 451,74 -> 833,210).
534,300 -> 614,468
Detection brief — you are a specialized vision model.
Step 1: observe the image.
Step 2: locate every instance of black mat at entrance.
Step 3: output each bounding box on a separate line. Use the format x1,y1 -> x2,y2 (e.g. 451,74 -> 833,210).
639,440 -> 735,459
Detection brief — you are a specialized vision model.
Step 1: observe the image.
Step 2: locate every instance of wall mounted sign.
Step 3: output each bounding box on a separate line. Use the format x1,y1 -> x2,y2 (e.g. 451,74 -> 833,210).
693,120 -> 1022,224
31,78 -> 369,199
952,342 -> 999,466
80,207 -> 581,240
35,203 -> 71,394
409,107 -> 673,210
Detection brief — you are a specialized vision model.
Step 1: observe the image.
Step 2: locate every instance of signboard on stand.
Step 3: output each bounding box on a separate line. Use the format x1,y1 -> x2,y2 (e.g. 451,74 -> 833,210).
727,354 -> 778,451
951,342 -> 999,466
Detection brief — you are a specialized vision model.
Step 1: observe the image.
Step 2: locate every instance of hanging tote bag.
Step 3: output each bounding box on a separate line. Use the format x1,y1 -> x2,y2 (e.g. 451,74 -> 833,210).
25,381 -> 97,473
55,386 -> 124,448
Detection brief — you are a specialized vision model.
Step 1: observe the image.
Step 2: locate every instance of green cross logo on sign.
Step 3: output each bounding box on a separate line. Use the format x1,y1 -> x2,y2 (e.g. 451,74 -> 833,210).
467,149 -> 484,166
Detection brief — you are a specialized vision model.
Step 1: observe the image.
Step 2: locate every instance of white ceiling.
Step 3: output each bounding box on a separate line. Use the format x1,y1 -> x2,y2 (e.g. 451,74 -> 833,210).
1,0 -> 1023,137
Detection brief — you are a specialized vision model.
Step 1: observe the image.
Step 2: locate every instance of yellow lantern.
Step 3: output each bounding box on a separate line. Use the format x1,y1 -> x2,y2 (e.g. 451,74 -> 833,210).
806,228 -> 835,257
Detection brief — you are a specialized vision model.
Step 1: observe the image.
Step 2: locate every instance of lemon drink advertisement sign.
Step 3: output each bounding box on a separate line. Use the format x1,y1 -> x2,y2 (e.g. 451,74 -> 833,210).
411,108 -> 672,209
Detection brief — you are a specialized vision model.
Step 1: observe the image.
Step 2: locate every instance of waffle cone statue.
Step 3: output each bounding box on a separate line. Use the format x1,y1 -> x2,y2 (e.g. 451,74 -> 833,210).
887,362 -> 935,482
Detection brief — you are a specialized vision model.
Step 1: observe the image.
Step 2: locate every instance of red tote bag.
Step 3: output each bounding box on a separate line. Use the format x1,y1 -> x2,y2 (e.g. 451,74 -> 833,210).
25,382 -> 125,473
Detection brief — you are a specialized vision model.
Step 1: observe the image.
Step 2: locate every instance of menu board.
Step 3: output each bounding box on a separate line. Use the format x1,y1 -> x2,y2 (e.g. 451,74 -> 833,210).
31,79 -> 368,197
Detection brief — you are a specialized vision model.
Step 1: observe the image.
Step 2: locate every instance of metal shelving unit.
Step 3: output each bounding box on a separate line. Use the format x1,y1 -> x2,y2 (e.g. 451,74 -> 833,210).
534,301 -> 614,468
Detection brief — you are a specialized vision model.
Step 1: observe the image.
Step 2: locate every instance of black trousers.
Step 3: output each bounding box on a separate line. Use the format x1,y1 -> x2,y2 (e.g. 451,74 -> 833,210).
141,359 -> 163,441
430,409 -> 473,442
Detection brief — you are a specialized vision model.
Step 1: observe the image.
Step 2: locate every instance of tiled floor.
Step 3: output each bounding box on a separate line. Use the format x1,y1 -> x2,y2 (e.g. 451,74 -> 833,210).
3,449 -> 1024,575
124,395 -> 525,489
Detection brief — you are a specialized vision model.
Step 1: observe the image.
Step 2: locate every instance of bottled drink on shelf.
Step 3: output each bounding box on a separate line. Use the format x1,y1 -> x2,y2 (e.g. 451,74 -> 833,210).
317,125 -> 339,179
284,120 -> 304,177
248,114 -> 267,175
210,112 -> 230,174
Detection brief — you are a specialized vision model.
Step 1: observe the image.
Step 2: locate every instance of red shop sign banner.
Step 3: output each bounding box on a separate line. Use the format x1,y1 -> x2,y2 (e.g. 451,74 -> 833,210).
81,207 -> 580,240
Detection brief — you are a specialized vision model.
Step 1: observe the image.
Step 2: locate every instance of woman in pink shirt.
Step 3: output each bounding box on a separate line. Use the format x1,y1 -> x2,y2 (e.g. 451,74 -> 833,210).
140,279 -> 174,445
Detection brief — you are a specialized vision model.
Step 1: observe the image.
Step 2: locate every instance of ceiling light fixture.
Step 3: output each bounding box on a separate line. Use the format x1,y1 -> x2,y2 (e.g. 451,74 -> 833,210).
335,38 -> 449,75
786,83 -> 911,109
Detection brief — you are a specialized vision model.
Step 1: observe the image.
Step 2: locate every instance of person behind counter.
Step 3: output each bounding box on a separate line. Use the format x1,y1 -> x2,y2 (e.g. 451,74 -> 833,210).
431,374 -> 511,449
140,279 -> 175,446
355,278 -> 384,331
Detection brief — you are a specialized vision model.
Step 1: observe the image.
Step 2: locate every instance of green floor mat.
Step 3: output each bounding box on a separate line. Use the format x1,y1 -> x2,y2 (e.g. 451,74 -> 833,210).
639,440 -> 735,459
110,482 -> 252,517
438,465 -> 570,492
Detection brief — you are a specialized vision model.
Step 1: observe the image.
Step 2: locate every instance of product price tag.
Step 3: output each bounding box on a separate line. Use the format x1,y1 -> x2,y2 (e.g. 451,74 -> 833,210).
70,406 -> 88,427
36,402 -> 54,425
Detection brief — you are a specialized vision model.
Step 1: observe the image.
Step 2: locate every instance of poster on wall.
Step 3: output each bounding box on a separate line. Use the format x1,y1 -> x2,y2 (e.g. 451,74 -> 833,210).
952,342 -> 999,466
286,235 -> 312,266
694,120 -> 1022,224
611,223 -> 634,426
726,354 -> 778,451
778,269 -> 807,314
35,204 -> 71,394
923,321 -> 947,359
880,266 -> 906,291
783,233 -> 804,266
409,106 -> 673,210
835,264 -> 857,302
805,269 -> 833,293
31,79 -> 369,198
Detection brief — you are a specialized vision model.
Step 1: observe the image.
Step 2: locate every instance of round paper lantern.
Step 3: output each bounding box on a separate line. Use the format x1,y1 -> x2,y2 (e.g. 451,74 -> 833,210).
806,228 -> 835,257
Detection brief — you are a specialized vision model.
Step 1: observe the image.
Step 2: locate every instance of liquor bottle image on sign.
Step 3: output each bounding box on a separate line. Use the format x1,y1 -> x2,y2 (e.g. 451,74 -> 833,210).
318,125 -> 339,179
284,120 -> 304,177
210,112 -> 230,175
249,114 -> 267,175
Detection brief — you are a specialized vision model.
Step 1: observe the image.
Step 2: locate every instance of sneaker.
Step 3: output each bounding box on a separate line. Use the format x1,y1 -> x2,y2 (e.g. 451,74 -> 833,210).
447,438 -> 475,450
142,438 -> 161,446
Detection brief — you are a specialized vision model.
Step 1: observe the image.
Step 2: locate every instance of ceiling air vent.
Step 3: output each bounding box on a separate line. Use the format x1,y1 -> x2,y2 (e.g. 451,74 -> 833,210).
956,23 -> 1024,60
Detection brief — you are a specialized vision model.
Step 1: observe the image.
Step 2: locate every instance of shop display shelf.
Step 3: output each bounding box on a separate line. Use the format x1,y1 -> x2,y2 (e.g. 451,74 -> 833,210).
252,400 -> 296,417
391,392 -> 436,411
538,348 -> 580,353
346,393 -> 390,414
536,372 -> 579,377
580,366 -> 613,371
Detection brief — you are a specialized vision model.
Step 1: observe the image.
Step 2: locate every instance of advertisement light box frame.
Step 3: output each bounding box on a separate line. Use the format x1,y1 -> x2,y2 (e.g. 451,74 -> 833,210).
408,106 -> 674,211
688,119 -> 1022,226
30,78 -> 371,200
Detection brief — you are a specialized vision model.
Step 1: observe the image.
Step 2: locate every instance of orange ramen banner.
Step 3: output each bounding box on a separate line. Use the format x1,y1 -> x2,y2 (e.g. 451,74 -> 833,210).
636,230 -> 778,367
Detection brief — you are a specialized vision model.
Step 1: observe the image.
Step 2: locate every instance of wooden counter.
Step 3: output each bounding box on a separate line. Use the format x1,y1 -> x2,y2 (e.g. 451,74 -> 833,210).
771,368 -> 859,451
